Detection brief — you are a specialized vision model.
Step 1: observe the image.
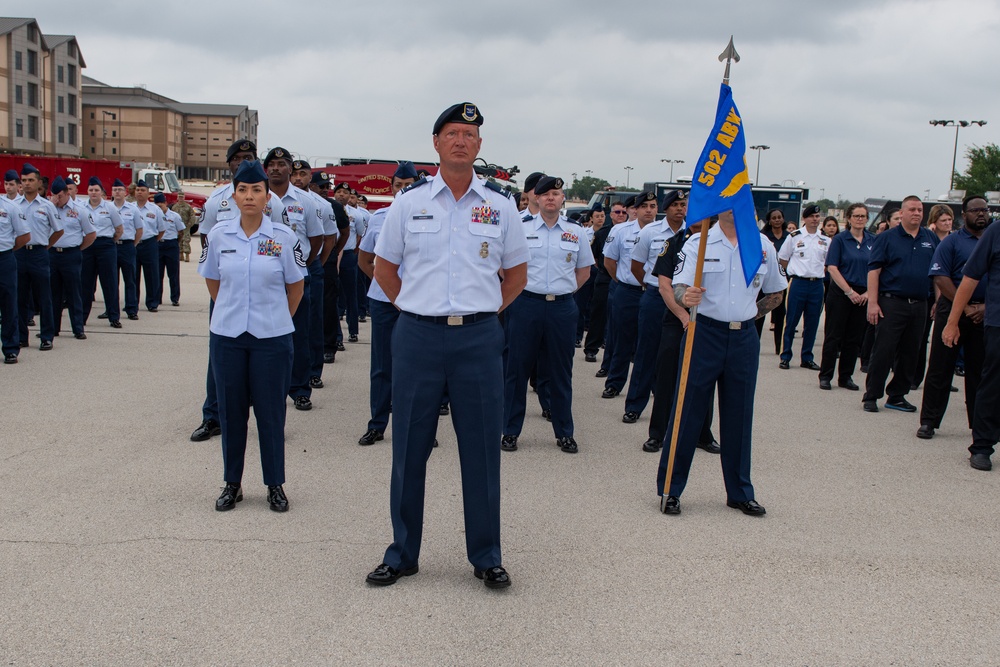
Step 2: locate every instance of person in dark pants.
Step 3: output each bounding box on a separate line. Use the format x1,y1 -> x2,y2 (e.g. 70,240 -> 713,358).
596,200 -> 633,376
583,202 -> 614,363
132,180 -> 166,312
49,177 -> 96,339
15,164 -> 64,350
110,179 -> 142,322
333,183 -> 361,343
643,219 -> 718,454
819,203 -> 874,390
777,204 -> 828,370
502,176 -> 593,453
366,103 -> 528,589
155,193 -> 186,307
762,208 -> 791,354
914,205 -> 956,387
357,162 -> 417,445
862,196 -> 939,413
81,177 -> 123,328
943,206 -> 1000,471
199,159 -> 304,512
658,210 -> 786,516
0,194 -> 30,364
918,196 -> 990,440
308,171 -> 350,362
573,211 -> 596,345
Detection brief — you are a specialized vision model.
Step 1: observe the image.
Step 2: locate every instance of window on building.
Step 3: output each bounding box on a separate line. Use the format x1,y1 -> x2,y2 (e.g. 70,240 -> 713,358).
27,50 -> 37,76
90,129 -> 95,137
15,86 -> 23,104
14,51 -> 22,70
15,119 -> 23,138
67,41 -> 76,58
111,147 -> 116,155
58,96 -> 65,113
111,130 -> 116,138
68,64 -> 77,87
28,116 -> 38,140
67,94 -> 77,116
58,126 -> 65,143
27,23 -> 37,42
91,146 -> 96,154
57,65 -> 64,83
68,124 -> 77,146
27,84 -> 37,108
213,121 -> 219,125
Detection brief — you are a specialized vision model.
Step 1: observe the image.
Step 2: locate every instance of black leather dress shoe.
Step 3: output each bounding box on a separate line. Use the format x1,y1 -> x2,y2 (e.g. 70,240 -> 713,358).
358,429 -> 384,446
439,404 -> 450,416
500,435 -> 518,451
474,566 -> 511,589
74,332 -> 87,340
172,301 -> 179,306
778,360 -> 790,369
323,352 -> 335,364
575,339 -> 582,348
727,499 -> 766,516
267,485 -> 289,512
366,562 -> 418,586
697,439 -> 721,454
336,341 -> 346,351
191,419 -> 222,442
642,437 -> 661,453
39,341 -> 52,351
148,307 -> 158,313
601,387 -> 620,399
622,411 -> 639,423
955,366 -> 966,377
97,312 -> 109,319
127,313 -> 139,320
4,353 -> 17,364
916,424 -> 935,439
557,436 -> 578,453
595,368 -> 608,378
860,364 -> 868,373
838,379 -> 859,391
584,352 -> 597,362
800,361 -> 821,370
110,320 -> 122,329
348,334 -> 358,343
541,409 -> 552,421
885,397 -> 916,412
215,483 -> 242,511
294,396 -> 312,411
950,385 -> 959,393
819,379 -> 832,390
26,318 -> 35,326
309,376 -> 324,389
970,453 -> 993,471
660,495 -> 680,514
862,400 -> 878,413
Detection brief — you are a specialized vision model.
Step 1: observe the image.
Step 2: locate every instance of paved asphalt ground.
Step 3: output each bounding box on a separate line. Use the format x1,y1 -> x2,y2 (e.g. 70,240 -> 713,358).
1,259 -> 998,666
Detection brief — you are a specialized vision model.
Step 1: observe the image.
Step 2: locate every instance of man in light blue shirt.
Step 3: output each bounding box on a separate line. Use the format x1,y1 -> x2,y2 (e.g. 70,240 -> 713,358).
133,180 -> 166,312
0,193 -> 30,362
155,193 -> 186,307
49,177 -> 97,339
110,179 -> 142,321
82,176 -> 124,328
16,163 -> 64,350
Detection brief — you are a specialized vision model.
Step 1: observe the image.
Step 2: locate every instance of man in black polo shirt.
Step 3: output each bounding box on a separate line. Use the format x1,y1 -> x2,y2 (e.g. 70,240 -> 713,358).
943,208 -> 1000,470
862,195 -> 938,412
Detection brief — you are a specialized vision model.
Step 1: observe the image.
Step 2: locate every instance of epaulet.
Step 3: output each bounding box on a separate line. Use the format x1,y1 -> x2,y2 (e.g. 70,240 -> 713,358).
484,180 -> 512,198
400,177 -> 429,194
789,229 -> 802,237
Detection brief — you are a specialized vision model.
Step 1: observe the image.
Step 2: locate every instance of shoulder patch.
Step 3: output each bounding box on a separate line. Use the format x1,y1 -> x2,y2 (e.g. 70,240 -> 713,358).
401,177 -> 429,194
789,229 -> 801,237
674,250 -> 686,276
484,181 -> 512,198
293,241 -> 307,267
198,246 -> 209,263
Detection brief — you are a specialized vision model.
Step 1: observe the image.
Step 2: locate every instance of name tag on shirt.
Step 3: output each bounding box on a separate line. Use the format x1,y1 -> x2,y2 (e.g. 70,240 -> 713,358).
413,214 -> 433,220
221,249 -> 237,254
705,258 -> 721,262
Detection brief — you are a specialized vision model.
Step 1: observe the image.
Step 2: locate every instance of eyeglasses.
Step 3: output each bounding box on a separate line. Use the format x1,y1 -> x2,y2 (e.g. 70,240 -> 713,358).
967,207 -> 989,214
611,209 -> 626,215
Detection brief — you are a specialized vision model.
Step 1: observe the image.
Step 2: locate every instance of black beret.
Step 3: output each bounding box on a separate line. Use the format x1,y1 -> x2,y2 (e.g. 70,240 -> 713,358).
226,139 -> 257,162
263,147 -> 292,167
333,182 -> 350,193
311,171 -> 331,186
591,201 -> 604,212
534,176 -> 564,196
432,102 -> 483,135
802,204 -> 821,217
292,159 -> 311,171
153,193 -> 167,203
232,160 -> 267,185
635,191 -> 657,206
662,190 -> 687,207
523,172 -> 545,193
624,195 -> 637,208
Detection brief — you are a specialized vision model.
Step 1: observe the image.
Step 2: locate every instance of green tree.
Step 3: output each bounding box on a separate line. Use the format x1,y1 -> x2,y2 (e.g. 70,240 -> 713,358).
566,176 -> 611,202
806,199 -> 835,213
953,143 -> 1000,195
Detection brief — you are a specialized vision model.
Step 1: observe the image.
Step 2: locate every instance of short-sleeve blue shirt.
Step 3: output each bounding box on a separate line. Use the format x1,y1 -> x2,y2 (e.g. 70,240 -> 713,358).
161,209 -> 186,240
825,229 -> 875,288
868,224 -> 938,299
603,220 -> 642,286
0,197 -> 29,251
198,183 -> 286,237
135,202 -> 166,241
85,199 -> 124,238
53,200 -> 96,247
962,221 -> 1000,326
930,227 -> 988,303
359,207 -> 392,303
115,201 -> 142,239
18,195 -> 63,245
522,215 -> 595,295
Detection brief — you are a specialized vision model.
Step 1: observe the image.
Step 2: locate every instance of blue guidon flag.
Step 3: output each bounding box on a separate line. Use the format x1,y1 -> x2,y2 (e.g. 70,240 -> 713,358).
685,83 -> 761,286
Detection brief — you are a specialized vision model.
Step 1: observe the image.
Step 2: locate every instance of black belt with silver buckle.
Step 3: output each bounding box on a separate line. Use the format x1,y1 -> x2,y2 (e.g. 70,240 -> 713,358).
52,246 -> 80,253
522,291 -> 573,302
697,314 -> 756,331
879,292 -> 921,304
401,310 -> 496,326
790,275 -> 822,281
23,244 -> 45,251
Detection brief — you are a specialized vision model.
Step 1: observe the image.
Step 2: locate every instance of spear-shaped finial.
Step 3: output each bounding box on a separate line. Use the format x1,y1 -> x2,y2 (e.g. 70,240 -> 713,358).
718,36 -> 740,85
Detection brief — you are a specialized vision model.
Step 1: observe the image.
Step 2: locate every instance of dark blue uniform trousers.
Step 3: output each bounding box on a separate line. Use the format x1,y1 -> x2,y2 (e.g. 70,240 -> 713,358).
648,318 -> 715,445
16,246 -> 55,344
157,239 -> 180,305
781,278 -> 824,364
657,315 -> 759,503
0,250 -> 19,357
135,238 -> 160,311
338,249 -> 359,337
971,326 -> 1000,457
49,247 -> 84,336
211,331 -> 292,486
606,283 -> 642,391
574,269 -> 595,341
384,313 -> 504,571
368,299 -> 398,432
503,294 -> 577,438
598,280 -> 616,370
116,241 -> 139,317
625,288 -> 667,415
81,237 -> 120,323
308,260 -> 326,379
288,274 -> 312,400
202,298 -> 219,423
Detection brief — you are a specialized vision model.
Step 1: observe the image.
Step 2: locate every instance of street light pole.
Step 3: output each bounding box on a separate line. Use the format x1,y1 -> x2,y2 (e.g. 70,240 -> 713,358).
624,166 -> 633,188
929,119 -> 987,192
660,158 -> 685,182
749,145 -> 769,185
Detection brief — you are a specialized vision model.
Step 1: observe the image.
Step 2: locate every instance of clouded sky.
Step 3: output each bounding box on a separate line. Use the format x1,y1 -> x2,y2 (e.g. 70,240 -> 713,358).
26,0 -> 1000,202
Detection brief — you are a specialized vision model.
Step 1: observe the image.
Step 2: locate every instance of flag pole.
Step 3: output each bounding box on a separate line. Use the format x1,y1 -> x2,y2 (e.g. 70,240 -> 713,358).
661,37 -> 740,511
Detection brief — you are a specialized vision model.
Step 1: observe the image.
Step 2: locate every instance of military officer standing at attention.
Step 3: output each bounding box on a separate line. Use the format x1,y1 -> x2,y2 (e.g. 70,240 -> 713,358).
0,192 -> 29,363
367,103 -> 528,589
198,160 -> 305,512
190,140 -> 287,443
264,147 -> 321,411
333,182 -> 362,344
520,172 -> 545,221
306,170 -> 350,364
4,170 -> 22,202
357,161 -> 417,446
622,190 -> 686,424
49,176 -> 96,339
349,188 -> 372,322
777,204 -> 828,370
16,164 -> 63,351
132,180 -> 166,313
81,176 -> 123,329
172,192 -> 197,262
658,210 -> 786,516
501,175 -> 593,453
109,179 -> 142,322
154,193 -> 186,307
602,191 -> 657,399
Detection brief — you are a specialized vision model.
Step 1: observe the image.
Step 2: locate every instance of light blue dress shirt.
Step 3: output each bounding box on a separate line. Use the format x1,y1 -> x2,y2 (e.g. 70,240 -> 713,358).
632,220 -> 679,287
162,209 -> 186,240
115,201 -> 142,239
0,197 -> 29,250
359,207 -> 392,303
198,182 -> 286,237
18,195 -> 63,246
275,184 -> 321,277
522,215 -> 595,295
135,202 -> 166,241
85,199 -> 124,238
603,219 -> 642,286
53,200 -> 96,247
